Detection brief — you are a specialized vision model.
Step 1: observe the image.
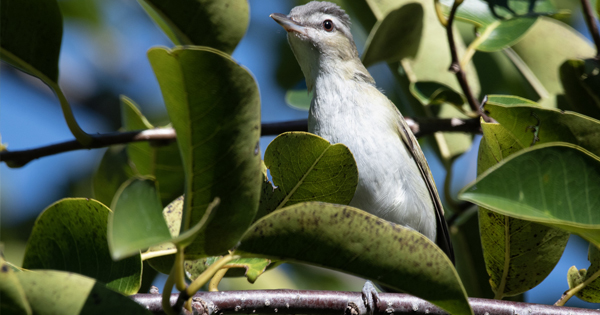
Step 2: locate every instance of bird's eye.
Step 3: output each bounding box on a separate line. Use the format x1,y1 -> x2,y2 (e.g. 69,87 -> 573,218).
322,19 -> 334,32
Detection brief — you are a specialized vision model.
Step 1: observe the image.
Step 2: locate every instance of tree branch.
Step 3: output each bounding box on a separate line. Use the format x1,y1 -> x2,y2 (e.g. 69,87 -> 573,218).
130,290 -> 600,315
446,0 -> 491,122
581,0 -> 600,58
0,118 -> 480,167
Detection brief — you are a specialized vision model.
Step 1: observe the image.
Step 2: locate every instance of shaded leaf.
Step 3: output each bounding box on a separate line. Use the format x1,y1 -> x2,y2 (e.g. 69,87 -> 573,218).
483,100 -> 600,156
121,96 -> 185,205
361,3 -> 424,67
138,0 -> 249,54
0,0 -> 62,83
148,46 -> 262,257
22,199 -> 142,295
146,196 -> 183,274
409,81 -> 465,106
16,270 -> 151,314
185,257 -> 271,284
238,202 -> 472,315
476,122 -> 568,298
285,89 -> 312,111
460,142 -> 600,247
511,17 -> 595,107
560,59 -> 600,120
108,178 -> 172,260
260,132 -> 358,215
92,145 -> 135,207
569,244 -> 600,302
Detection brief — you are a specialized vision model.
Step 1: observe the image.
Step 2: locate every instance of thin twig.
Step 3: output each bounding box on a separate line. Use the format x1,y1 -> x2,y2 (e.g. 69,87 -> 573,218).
130,290 -> 600,315
555,267 -> 600,306
445,0 -> 491,122
581,0 -> 600,58
0,118 -> 480,167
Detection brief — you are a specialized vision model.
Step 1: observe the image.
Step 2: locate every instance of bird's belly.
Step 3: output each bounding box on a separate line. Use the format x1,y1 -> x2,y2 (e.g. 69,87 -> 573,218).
308,110 -> 436,241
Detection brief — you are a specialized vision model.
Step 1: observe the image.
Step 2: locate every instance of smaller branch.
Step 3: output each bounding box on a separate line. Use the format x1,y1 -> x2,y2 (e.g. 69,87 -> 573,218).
555,268 -> 600,306
0,118 -> 480,167
581,0 -> 600,58
445,0 -> 491,122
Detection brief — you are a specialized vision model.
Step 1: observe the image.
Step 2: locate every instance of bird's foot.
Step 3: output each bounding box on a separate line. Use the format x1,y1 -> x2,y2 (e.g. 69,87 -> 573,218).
361,280 -> 380,315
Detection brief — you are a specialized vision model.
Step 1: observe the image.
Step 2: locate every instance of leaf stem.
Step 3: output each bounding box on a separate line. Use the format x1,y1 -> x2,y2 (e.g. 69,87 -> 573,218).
208,268 -> 229,291
555,267 -> 600,306
174,245 -> 187,292
185,253 -> 240,297
162,269 -> 177,315
141,248 -> 177,261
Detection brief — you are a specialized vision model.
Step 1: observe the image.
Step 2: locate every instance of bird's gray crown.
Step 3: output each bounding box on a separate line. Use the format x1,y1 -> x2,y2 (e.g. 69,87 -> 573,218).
289,1 -> 351,32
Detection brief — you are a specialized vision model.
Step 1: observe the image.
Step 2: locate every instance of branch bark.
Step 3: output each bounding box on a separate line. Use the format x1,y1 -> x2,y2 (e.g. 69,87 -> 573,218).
130,290 -> 600,315
0,118 -> 480,167
581,0 -> 600,58
446,0 -> 491,122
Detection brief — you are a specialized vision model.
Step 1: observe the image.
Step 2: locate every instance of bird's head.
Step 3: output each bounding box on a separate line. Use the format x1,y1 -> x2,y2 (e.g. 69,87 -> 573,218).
271,1 -> 364,91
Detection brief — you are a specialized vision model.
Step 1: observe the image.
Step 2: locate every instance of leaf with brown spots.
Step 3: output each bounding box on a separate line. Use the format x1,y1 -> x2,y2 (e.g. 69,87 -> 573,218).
238,202 -> 472,315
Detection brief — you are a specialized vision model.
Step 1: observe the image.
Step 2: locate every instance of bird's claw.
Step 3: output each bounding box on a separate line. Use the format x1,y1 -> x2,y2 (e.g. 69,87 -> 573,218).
361,280 -> 380,315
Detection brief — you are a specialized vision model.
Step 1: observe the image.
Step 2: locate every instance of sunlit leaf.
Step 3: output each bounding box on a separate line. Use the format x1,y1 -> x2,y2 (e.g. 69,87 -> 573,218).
138,0 -> 249,54
238,202 -> 472,315
108,178 -> 172,260
16,270 -> 151,314
148,46 -> 262,257
22,199 -> 142,295
0,253 -> 31,315
260,132 -> 358,215
568,244 -> 600,302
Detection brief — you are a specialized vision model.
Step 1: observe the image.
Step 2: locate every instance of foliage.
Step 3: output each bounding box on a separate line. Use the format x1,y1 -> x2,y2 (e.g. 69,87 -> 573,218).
3,0 -> 600,313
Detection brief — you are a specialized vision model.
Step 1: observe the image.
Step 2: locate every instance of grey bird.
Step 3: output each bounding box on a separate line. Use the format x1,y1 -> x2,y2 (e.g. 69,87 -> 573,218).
270,1 -> 454,263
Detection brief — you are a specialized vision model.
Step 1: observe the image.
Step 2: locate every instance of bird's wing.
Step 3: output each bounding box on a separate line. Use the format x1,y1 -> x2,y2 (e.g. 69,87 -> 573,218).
393,104 -> 455,264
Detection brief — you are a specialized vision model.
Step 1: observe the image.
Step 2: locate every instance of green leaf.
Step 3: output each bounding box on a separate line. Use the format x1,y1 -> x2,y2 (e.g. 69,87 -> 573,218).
185,257 -> 271,284
409,81 -> 465,106
22,199 -> 142,295
476,122 -> 569,298
439,0 -> 554,26
483,100 -> 600,156
238,202 -> 472,315
560,59 -> 600,120
475,18 -> 537,52
15,270 -> 151,314
569,244 -> 600,302
121,96 -> 185,205
138,0 -> 249,54
146,196 -> 183,274
460,142 -> 600,247
92,145 -> 135,207
148,46 -> 262,257
1,253 -> 31,315
486,94 -> 538,106
0,0 -> 62,83
511,17 -> 595,107
361,3 -> 424,67
260,132 -> 358,214
285,89 -> 312,111
108,178 -> 172,260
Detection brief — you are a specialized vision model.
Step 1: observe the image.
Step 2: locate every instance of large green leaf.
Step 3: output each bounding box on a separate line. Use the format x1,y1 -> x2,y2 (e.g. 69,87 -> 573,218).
510,17 -> 595,107
0,0 -> 62,83
477,122 -> 568,298
145,196 -> 182,274
568,244 -> 600,303
15,270 -> 151,314
121,96 -> 185,205
22,199 -> 142,295
361,3 -> 424,67
260,132 -> 358,215
92,145 -> 135,207
108,178 -> 172,260
238,202 -> 472,315
148,46 -> 262,257
474,18 -> 537,52
460,142 -> 600,247
0,253 -> 31,315
138,0 -> 249,54
560,59 -> 600,120
483,99 -> 600,156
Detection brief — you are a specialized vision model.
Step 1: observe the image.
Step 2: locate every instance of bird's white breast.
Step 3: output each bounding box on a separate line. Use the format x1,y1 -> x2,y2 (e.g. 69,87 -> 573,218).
308,75 -> 436,241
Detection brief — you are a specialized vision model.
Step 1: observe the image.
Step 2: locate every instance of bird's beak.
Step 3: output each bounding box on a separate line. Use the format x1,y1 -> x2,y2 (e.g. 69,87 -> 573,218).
270,13 -> 306,35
